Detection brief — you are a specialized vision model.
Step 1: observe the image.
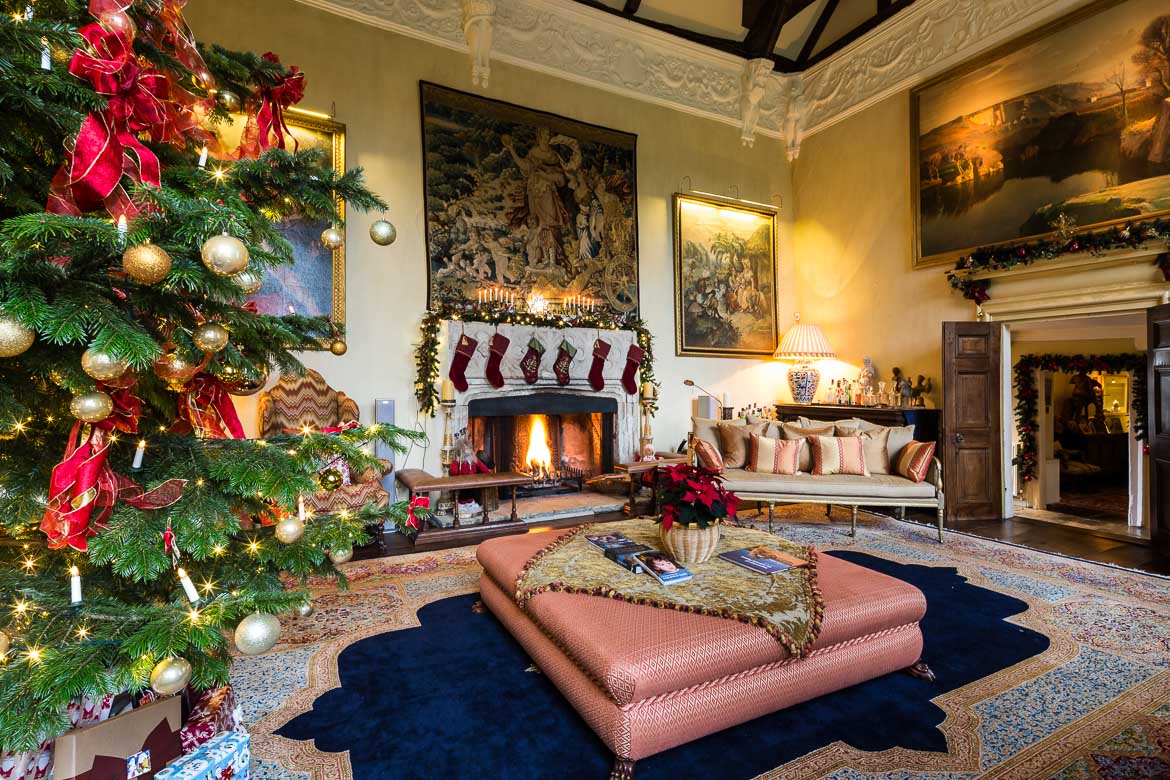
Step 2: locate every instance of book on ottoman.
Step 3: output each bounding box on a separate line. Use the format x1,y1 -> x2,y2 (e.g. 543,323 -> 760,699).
53,696 -> 182,780
155,732 -> 249,780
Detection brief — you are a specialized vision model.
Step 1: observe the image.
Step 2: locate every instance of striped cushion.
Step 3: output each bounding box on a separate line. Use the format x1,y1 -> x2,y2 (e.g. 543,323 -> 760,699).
747,433 -> 802,475
692,439 -> 724,474
810,435 -> 869,477
894,440 -> 936,483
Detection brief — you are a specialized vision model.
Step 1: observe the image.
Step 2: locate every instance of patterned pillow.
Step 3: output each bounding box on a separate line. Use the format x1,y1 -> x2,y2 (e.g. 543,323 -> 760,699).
717,422 -> 768,469
747,434 -> 802,475
894,440 -> 936,483
810,435 -> 869,476
692,438 -> 724,474
691,416 -> 744,450
780,422 -> 834,472
837,425 -> 891,475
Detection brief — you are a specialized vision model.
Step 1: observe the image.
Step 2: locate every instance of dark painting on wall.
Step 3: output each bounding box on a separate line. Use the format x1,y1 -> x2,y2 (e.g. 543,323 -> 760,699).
420,82 -> 639,313
214,111 -> 346,339
673,192 -> 778,359
913,0 -> 1170,268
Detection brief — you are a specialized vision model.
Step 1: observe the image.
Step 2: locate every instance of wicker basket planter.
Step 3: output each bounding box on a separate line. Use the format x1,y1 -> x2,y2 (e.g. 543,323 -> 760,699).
660,522 -> 721,564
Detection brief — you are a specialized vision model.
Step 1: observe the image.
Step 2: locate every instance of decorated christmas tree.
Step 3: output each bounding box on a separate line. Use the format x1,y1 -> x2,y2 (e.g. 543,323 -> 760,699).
0,0 -> 422,755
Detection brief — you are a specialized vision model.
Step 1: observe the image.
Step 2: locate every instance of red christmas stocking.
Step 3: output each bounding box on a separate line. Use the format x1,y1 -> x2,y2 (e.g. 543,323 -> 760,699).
449,334 -> 478,392
519,336 -> 545,384
553,339 -> 577,386
588,339 -> 611,391
621,344 -> 645,395
486,332 -> 510,389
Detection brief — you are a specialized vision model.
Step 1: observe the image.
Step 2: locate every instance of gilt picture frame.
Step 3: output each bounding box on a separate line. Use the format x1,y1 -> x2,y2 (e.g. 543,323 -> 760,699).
673,192 -> 778,359
213,110 -> 346,345
420,82 -> 639,315
912,0 -> 1170,268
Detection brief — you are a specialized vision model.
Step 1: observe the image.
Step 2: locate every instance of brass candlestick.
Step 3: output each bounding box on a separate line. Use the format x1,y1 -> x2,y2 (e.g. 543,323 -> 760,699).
440,398 -> 455,470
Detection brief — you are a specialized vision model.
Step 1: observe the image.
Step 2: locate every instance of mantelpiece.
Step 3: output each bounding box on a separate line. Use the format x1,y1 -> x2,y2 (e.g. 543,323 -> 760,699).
967,248 -> 1170,322
441,320 -> 641,464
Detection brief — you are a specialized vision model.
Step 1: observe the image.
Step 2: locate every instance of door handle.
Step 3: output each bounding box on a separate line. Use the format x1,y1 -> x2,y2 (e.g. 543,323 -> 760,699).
954,432 -> 965,444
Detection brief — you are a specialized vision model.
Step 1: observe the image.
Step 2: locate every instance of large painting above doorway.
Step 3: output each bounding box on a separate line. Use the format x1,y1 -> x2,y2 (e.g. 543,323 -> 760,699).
420,82 -> 639,313
912,0 -> 1170,268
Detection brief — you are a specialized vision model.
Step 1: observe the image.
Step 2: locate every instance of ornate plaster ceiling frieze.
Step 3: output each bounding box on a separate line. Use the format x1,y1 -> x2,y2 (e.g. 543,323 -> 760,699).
799,0 -> 1093,136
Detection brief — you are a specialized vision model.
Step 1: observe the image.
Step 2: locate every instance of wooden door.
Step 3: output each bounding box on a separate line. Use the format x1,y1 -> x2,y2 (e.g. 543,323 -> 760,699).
942,322 -> 1003,523
1147,303 -> 1170,553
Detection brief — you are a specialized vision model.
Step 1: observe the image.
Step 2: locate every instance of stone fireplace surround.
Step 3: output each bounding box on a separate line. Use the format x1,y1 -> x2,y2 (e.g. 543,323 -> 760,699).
442,321 -> 641,466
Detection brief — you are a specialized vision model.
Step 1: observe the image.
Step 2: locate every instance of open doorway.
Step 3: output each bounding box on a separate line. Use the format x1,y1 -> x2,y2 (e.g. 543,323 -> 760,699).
1006,314 -> 1149,543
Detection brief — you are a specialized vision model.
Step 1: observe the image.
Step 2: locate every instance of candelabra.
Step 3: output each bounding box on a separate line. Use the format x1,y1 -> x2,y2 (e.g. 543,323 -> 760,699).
639,382 -> 655,456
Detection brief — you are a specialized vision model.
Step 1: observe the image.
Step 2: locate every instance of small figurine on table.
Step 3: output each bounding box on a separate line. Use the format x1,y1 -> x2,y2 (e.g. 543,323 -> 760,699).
859,356 -> 877,393
911,375 -> 933,407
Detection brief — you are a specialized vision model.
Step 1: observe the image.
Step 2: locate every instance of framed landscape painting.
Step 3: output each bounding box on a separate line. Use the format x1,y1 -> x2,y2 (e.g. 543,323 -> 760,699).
420,82 -> 639,314
673,192 -> 778,358
912,0 -> 1170,268
213,111 -> 346,342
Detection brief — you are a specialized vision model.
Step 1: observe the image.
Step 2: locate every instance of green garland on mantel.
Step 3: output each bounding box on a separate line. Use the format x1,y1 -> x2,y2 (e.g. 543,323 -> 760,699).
1013,353 -> 1147,482
414,295 -> 658,417
947,217 -> 1170,304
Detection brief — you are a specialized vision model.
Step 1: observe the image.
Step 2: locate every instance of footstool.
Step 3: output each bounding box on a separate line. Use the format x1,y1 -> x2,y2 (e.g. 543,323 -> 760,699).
477,529 -> 930,779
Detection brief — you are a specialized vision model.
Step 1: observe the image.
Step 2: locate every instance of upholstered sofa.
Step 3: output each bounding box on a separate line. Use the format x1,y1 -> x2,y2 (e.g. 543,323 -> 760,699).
692,416 -> 945,542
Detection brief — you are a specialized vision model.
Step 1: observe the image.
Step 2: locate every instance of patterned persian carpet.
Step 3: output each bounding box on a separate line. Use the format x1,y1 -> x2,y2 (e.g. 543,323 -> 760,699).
233,507 -> 1170,780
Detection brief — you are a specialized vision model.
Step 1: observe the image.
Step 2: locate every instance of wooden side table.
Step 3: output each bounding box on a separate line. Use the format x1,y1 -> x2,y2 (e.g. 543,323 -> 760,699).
396,469 -> 535,546
615,455 -> 687,517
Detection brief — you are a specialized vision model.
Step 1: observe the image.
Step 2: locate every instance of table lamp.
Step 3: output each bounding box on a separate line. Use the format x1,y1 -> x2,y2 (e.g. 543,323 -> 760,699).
774,315 -> 835,404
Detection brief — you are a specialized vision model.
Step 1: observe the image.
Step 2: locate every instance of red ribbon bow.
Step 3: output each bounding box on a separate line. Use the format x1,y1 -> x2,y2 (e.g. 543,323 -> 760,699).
178,373 -> 245,439
236,53 -> 305,159
406,496 -> 430,529
47,22 -> 173,217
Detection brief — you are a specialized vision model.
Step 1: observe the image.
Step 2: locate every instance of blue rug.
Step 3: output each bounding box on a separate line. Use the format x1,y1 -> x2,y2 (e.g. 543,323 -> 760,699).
278,552 -> 1049,779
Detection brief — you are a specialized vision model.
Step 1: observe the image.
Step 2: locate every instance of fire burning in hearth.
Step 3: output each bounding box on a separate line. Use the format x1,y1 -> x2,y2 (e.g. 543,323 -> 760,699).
525,415 -> 554,480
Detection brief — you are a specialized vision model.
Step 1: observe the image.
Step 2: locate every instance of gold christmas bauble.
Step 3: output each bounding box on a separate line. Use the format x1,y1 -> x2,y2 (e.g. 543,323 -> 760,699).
369,219 -> 397,246
320,226 -> 344,250
224,362 -> 268,396
234,612 -> 281,655
328,547 -> 353,565
153,348 -> 199,390
217,89 -> 241,113
150,656 -> 192,696
329,339 -> 347,356
201,233 -> 249,277
70,390 -> 113,422
0,315 -> 35,357
274,515 -> 305,544
232,269 -> 263,295
122,242 -> 172,285
81,348 -> 127,381
296,601 -> 314,618
193,322 -> 229,353
318,468 -> 344,491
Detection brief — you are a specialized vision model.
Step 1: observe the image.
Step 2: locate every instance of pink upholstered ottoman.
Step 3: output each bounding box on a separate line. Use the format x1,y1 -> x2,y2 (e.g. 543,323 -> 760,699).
477,529 -> 930,779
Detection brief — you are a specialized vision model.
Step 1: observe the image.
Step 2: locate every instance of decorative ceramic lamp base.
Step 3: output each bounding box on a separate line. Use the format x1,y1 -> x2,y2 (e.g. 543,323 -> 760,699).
787,365 -> 821,405
660,523 -> 721,564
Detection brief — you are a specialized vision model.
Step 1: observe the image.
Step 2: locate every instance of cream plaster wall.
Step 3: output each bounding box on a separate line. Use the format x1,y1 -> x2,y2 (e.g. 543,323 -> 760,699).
186,0 -> 795,472
792,92 -> 970,403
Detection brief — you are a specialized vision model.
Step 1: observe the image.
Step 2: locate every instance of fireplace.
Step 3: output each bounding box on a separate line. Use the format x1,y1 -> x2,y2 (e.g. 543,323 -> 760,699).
468,393 -> 616,496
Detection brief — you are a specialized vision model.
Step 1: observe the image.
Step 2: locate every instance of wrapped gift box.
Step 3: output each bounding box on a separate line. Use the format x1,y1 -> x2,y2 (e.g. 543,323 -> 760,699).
53,696 -> 182,780
155,732 -> 249,780
180,688 -> 239,753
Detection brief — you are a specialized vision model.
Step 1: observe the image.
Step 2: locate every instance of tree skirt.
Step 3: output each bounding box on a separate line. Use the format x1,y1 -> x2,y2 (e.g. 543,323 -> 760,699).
233,507 -> 1170,780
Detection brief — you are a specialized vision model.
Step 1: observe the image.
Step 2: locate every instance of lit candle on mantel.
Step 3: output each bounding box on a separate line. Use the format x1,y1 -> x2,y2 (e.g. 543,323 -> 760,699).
441,379 -> 456,403
641,382 -> 656,401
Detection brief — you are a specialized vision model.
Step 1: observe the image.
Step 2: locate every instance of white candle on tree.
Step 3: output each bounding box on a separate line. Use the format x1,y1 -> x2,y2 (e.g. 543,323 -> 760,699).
69,567 -> 81,604
197,145 -> 208,168
132,440 -> 146,469
176,568 -> 200,604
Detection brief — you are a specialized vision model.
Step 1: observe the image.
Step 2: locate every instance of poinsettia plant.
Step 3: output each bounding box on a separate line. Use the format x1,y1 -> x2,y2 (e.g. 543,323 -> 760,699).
655,464 -> 740,530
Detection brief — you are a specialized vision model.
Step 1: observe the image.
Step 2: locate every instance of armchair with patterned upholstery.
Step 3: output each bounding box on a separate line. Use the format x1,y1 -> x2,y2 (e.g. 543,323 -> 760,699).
257,370 -> 392,529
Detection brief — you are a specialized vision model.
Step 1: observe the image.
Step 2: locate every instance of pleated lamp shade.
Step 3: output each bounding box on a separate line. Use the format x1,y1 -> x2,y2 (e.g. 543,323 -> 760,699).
774,323 -> 835,360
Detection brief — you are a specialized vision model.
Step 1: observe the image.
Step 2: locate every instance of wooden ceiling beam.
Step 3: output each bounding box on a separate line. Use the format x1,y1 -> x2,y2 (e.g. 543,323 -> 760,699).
796,0 -> 839,65
622,0 -> 642,14
803,0 -> 917,68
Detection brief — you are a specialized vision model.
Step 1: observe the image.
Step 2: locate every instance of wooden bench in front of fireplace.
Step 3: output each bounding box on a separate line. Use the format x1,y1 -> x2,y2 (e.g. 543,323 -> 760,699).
396,469 -> 535,548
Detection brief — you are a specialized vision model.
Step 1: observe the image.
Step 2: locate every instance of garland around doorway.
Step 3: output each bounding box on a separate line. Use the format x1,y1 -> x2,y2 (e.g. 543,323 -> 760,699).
1013,353 -> 1148,482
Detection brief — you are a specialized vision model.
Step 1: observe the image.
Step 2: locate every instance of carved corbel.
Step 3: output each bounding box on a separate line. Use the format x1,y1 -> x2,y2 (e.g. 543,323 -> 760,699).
781,74 -> 808,162
462,0 -> 496,88
739,58 -> 773,147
